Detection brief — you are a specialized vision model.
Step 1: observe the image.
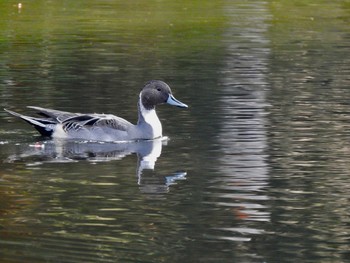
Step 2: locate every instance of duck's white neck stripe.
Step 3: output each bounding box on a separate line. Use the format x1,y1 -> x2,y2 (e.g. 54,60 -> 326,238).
139,95 -> 162,138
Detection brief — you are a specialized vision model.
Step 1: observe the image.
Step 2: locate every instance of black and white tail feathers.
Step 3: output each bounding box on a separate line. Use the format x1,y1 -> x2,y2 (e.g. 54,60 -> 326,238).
4,108 -> 55,137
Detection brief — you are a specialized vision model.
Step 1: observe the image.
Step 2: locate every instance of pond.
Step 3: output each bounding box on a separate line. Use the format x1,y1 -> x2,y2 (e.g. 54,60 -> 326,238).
1,1 -> 350,262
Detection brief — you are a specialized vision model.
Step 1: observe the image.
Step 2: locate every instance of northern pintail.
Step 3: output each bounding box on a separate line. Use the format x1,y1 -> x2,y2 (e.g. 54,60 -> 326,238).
5,80 -> 188,142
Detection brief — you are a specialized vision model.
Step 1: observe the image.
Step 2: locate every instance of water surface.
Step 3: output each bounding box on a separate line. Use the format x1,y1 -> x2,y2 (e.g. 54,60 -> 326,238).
1,1 -> 350,262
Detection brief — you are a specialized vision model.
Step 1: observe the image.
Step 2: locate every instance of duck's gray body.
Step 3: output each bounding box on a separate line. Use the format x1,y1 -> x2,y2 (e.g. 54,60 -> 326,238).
5,80 -> 188,142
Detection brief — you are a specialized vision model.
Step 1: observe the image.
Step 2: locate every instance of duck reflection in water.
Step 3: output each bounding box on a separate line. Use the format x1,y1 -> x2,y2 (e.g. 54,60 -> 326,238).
6,137 -> 187,194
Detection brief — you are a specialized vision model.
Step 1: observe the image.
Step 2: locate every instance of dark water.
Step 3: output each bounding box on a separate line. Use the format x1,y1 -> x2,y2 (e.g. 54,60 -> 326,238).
1,1 -> 350,262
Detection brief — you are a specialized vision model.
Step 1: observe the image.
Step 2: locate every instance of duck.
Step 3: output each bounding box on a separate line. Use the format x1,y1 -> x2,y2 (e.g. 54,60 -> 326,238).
4,80 -> 188,142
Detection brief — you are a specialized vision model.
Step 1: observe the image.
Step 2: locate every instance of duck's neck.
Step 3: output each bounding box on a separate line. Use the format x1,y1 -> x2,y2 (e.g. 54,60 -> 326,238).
137,98 -> 162,139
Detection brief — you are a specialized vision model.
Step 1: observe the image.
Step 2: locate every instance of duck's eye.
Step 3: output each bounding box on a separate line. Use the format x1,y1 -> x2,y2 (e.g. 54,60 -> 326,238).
156,88 -> 161,91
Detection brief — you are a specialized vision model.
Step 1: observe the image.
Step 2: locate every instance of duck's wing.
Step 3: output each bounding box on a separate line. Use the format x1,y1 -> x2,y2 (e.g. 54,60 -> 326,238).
61,114 -> 132,133
6,107 -> 133,138
28,106 -> 80,123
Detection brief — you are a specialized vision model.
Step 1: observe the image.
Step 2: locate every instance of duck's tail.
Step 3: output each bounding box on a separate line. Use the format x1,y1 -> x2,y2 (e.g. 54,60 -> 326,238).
4,108 -> 55,137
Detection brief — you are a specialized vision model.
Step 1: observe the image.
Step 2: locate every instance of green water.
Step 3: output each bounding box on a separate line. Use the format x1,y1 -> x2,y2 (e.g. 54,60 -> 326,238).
1,1 -> 350,262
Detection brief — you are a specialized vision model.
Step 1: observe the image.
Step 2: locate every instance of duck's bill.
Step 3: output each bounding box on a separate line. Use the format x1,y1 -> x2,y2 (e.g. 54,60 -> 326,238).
167,94 -> 188,108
